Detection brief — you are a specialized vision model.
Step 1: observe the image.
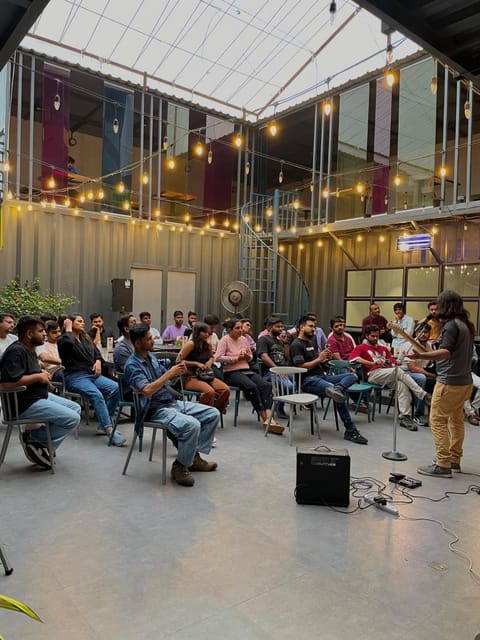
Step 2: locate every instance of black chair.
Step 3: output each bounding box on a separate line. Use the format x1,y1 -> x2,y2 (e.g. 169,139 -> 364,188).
0,385 -> 55,474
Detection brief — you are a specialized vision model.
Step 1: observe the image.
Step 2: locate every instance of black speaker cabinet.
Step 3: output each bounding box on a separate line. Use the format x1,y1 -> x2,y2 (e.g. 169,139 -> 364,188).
296,446 -> 350,507
111,278 -> 133,312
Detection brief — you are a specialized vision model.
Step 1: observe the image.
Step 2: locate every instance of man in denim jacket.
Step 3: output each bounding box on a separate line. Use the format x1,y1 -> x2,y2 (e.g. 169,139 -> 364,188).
125,324 -> 219,487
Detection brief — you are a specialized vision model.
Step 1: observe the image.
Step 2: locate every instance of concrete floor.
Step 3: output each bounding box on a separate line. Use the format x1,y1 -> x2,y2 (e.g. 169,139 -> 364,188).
1,398 -> 480,640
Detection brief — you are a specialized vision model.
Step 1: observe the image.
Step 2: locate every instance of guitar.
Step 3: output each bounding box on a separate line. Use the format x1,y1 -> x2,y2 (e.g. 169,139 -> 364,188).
390,323 -> 428,353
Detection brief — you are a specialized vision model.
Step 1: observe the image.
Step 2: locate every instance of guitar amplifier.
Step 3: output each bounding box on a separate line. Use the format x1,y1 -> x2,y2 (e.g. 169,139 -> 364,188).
296,446 -> 350,507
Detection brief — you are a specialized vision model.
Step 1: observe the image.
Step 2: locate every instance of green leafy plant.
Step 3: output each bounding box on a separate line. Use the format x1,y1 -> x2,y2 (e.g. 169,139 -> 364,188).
0,593 -> 42,639
0,277 -> 79,319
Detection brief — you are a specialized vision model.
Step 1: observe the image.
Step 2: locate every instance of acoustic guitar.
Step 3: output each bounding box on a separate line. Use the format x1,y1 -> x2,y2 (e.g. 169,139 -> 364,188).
390,323 -> 428,353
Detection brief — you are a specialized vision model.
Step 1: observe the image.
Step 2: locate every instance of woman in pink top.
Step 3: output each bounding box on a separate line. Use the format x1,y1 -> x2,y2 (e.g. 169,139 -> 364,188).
215,319 -> 282,433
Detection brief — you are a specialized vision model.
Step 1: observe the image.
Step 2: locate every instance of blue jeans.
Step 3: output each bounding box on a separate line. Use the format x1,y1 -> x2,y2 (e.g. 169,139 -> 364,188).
407,372 -> 426,416
147,400 -> 219,467
64,371 -> 119,430
302,372 -> 358,431
19,393 -> 81,449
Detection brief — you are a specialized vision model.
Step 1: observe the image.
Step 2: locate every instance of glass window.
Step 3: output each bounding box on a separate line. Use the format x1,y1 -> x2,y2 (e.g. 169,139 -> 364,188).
406,266 -> 439,296
397,59 -> 436,210
345,300 -> 369,327
464,301 -> 478,333
406,301 -> 430,325
444,265 -> 480,297
374,269 -> 403,298
334,84 -> 369,220
346,270 -> 371,297
373,300 -> 397,323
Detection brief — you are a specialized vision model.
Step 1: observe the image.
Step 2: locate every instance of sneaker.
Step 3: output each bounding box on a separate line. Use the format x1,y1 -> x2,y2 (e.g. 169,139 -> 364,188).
211,437 -> 217,448
171,460 -> 195,486
417,463 -> 452,478
325,385 -> 346,403
400,415 -> 417,431
413,415 -> 429,427
423,393 -> 432,407
108,430 -> 127,447
344,429 -> 368,445
20,432 -> 52,469
467,414 -> 480,426
189,452 -> 218,472
96,427 -> 108,435
432,459 -> 461,473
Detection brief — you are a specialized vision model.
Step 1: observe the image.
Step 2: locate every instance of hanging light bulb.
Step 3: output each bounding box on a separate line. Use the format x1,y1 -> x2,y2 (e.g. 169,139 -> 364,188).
439,165 -> 447,177
322,188 -> 329,199
112,117 -> 120,135
323,99 -> 332,116
293,199 -> 300,210
47,175 -> 56,189
385,69 -> 396,88
122,201 -> 130,211
87,190 -> 94,200
116,181 -> 125,193
355,182 -> 365,194
98,189 -> 105,199
207,145 -> 213,164
167,157 -> 176,170
268,122 -> 278,137
142,172 -> 149,185
329,1 -> 336,25
1,160 -> 10,172
278,169 -> 284,184
393,174 -> 401,187
464,100 -> 471,119
163,136 -> 168,151
430,75 -> 438,95
265,207 -> 273,217
53,80 -> 61,111
309,182 -> 314,192
64,197 -> 71,207
234,133 -> 242,148
245,161 -> 250,175
194,141 -> 204,157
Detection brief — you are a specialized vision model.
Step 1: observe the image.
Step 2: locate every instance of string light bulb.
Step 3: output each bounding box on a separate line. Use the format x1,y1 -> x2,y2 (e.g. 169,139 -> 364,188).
47,176 -> 56,189
233,133 -> 242,148
329,1 -> 336,25
379,235 -> 385,243
194,141 -> 204,157
385,68 -> 396,87
116,181 -> 125,193
167,157 -> 176,170
142,173 -> 149,185
1,160 -> 10,172
207,145 -> 213,164
98,189 -> 105,199
431,75 -> 438,95
278,162 -> 284,184
393,174 -> 401,187
464,100 -> 471,120
265,207 -> 273,217
355,182 -> 365,194
323,99 -> 332,116
245,161 -> 250,175
64,197 -> 71,207
439,165 -> 447,177
268,122 -> 278,137
112,117 -> 120,135
53,80 -> 61,111
162,136 -> 168,151
322,188 -> 329,199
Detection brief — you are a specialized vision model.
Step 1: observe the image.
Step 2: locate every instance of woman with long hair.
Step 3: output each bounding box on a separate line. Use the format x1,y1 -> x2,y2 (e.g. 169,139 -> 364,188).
215,319 -> 283,434
411,290 -> 474,477
177,322 -> 230,414
57,314 -> 124,446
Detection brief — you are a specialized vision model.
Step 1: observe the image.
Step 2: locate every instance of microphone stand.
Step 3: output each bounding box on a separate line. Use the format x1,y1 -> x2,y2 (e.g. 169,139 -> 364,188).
382,356 -> 407,461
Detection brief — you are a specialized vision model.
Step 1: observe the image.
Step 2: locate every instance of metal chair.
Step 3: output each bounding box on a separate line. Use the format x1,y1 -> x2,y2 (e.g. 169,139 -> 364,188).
265,366 -> 320,445
0,385 -> 55,474
325,360 -> 375,423
109,371 -> 134,446
122,390 -> 170,484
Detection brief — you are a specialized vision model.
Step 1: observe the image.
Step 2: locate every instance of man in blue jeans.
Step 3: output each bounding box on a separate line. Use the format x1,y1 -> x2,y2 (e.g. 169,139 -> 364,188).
290,316 -> 368,445
125,324 -> 219,487
1,316 -> 81,469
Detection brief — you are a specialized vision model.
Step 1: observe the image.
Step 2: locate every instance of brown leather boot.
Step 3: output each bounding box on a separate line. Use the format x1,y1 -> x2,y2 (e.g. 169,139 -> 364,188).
189,452 -> 218,472
171,460 -> 195,486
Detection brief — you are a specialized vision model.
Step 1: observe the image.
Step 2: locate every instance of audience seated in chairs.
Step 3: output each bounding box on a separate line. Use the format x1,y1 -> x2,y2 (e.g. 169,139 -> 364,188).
0,316 -> 80,469
402,323 -> 436,428
326,316 -> 356,360
290,315 -> 368,445
88,312 -> 115,348
177,322 -> 230,415
349,324 -> 431,432
113,315 -> 137,373
215,318 -> 283,434
256,316 -> 292,420
57,314 -> 124,446
124,323 -> 219,487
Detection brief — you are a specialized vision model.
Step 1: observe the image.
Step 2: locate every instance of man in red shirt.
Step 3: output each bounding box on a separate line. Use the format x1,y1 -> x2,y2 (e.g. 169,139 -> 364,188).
361,303 -> 390,341
349,325 -> 431,431
327,316 -> 356,360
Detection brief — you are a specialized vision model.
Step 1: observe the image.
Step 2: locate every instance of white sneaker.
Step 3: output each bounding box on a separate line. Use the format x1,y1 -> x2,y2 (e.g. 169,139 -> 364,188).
211,437 -> 217,448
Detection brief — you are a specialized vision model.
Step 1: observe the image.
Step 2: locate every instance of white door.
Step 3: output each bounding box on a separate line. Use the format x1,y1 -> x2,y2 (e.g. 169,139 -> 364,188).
165,271 -> 196,326
130,267 -> 163,332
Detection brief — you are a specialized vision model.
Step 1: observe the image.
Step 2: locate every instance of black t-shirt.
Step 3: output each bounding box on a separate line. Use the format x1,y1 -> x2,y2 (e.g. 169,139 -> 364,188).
0,341 -> 48,413
58,332 -> 101,372
289,337 -> 326,377
256,335 -> 286,375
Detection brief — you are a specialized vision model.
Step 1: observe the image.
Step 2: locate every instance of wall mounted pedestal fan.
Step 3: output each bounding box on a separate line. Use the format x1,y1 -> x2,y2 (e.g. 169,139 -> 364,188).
221,281 -> 253,315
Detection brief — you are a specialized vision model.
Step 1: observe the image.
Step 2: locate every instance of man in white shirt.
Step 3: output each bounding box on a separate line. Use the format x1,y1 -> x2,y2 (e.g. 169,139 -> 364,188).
388,303 -> 414,355
0,314 -> 17,360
